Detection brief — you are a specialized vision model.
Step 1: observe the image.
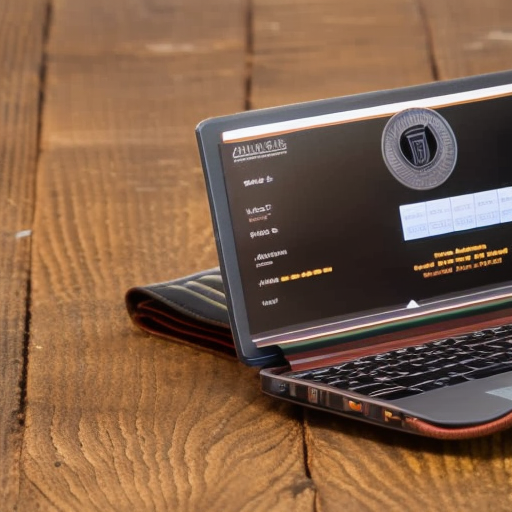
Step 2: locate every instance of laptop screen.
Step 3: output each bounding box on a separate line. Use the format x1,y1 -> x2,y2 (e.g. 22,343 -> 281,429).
218,91 -> 512,346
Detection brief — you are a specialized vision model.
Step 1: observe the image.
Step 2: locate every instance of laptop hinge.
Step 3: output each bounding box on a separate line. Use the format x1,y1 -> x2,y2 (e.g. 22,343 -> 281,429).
281,307 -> 512,371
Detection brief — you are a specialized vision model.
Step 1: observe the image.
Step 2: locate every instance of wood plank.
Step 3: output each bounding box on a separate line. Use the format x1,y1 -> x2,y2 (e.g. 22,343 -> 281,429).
0,0 -> 47,509
305,414 -> 512,512
19,1 -> 313,511
421,0 -> 512,79
251,1 -> 512,511
251,0 -> 434,109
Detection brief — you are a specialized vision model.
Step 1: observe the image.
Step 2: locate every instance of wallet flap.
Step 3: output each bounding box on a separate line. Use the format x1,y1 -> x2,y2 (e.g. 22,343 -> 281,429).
125,268 -> 236,356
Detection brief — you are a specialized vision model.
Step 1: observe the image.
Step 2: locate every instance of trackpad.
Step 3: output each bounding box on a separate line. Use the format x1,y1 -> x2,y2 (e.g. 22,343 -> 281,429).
393,372 -> 512,425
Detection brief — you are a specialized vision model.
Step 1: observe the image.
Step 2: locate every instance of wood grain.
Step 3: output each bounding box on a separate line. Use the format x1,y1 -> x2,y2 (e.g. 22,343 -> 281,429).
251,0 -> 434,109
305,413 -> 512,512
250,0 -> 512,511
12,0 -> 512,510
421,0 -> 512,79
19,0 -> 313,511
0,0 -> 47,509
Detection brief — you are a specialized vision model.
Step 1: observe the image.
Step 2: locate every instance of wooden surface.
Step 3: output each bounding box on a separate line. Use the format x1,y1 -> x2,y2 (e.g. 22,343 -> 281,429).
3,0 -> 512,510
0,1 -> 47,509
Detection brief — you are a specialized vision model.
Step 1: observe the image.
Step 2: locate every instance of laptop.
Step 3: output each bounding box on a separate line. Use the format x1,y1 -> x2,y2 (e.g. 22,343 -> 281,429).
196,70 -> 512,439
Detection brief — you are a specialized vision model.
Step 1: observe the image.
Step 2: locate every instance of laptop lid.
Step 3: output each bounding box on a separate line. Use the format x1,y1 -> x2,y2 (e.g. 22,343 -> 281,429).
196,70 -> 512,366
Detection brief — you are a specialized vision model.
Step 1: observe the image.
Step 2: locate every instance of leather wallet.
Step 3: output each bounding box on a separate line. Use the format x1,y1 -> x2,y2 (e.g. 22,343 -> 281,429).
125,267 -> 236,356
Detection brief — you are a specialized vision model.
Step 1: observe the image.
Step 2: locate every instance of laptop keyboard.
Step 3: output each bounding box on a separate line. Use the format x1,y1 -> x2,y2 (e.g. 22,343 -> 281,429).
290,324 -> 512,400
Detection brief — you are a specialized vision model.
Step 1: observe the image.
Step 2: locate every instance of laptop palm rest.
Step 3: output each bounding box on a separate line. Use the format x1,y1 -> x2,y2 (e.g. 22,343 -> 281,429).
394,372 -> 512,425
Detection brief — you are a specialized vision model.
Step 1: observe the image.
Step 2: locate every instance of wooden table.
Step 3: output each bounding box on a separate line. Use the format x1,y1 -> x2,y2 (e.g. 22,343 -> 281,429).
3,0 -> 512,510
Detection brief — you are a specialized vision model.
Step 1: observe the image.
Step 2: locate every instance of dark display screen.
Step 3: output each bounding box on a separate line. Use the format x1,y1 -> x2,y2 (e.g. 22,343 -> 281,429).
219,95 -> 512,339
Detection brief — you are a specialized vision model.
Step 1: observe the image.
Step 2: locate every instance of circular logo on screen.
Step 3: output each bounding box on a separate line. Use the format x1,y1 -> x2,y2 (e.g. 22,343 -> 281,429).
381,108 -> 457,190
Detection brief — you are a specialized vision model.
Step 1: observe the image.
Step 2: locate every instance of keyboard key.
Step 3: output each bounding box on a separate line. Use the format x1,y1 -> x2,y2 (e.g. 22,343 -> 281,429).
465,361 -> 512,379
369,387 -> 424,400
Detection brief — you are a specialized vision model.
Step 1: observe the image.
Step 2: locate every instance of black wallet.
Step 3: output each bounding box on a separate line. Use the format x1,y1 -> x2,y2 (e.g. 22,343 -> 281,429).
126,268 -> 236,356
